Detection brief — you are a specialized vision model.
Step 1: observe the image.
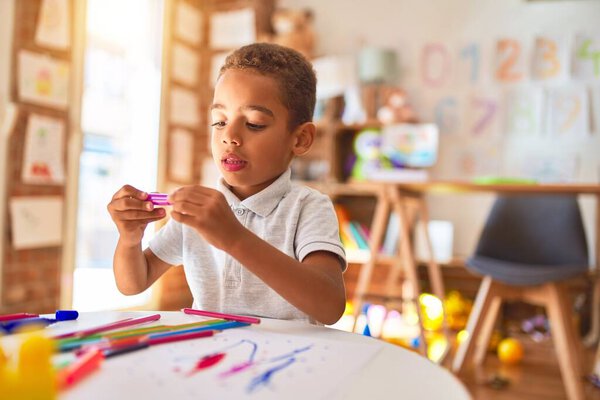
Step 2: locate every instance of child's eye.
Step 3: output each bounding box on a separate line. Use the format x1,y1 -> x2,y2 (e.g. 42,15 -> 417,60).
211,121 -> 226,129
247,123 -> 266,131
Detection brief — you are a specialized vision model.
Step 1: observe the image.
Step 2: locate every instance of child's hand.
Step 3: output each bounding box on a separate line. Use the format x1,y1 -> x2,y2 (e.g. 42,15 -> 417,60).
107,185 -> 166,246
168,185 -> 243,250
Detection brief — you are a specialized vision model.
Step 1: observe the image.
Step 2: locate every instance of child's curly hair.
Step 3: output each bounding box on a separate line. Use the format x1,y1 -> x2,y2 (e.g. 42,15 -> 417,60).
218,43 -> 316,130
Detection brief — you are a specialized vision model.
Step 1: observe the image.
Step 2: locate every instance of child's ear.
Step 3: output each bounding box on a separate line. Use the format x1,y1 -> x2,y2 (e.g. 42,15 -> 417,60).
292,122 -> 316,156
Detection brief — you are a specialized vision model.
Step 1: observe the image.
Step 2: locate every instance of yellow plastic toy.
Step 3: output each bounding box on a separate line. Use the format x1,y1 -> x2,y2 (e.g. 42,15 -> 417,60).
0,334 -> 57,400
497,337 -> 524,365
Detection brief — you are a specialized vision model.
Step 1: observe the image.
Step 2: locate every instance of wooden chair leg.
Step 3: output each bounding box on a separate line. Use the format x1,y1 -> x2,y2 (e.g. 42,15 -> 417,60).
452,276 -> 498,374
584,276 -> 600,347
545,283 -> 585,400
472,295 -> 502,367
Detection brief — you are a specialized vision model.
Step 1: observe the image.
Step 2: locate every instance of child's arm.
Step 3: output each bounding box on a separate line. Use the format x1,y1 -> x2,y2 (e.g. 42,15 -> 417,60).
108,185 -> 171,294
169,185 -> 346,325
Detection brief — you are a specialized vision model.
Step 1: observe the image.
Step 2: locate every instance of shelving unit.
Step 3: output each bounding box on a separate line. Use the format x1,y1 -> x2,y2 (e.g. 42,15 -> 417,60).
302,127 -> 450,359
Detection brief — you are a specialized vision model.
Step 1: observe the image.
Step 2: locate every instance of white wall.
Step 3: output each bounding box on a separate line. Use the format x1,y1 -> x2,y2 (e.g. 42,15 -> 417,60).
283,0 -> 600,260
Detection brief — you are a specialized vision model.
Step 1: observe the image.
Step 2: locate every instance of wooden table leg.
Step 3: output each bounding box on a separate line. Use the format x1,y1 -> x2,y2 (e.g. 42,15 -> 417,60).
351,190 -> 390,332
390,187 -> 428,357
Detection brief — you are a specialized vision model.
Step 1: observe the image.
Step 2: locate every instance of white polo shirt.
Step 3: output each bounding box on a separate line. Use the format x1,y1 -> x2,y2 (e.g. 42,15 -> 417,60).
148,169 -> 346,322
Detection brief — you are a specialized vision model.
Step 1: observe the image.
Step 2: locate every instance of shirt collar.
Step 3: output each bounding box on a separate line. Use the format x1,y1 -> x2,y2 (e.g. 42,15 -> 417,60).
217,169 -> 292,217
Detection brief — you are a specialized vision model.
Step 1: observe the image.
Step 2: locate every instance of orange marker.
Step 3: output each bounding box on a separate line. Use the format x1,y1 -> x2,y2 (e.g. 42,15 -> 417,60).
57,348 -> 103,389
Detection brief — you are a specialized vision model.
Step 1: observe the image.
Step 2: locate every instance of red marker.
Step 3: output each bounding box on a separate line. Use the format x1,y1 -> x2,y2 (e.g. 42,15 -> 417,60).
57,348 -> 104,389
0,313 -> 39,322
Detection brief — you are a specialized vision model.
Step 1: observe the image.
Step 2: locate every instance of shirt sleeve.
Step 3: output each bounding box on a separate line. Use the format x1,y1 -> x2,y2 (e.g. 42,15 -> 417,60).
294,190 -> 347,271
148,218 -> 184,266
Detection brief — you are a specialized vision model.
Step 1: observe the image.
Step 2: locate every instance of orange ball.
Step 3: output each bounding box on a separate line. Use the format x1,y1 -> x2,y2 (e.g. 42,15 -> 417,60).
497,337 -> 524,365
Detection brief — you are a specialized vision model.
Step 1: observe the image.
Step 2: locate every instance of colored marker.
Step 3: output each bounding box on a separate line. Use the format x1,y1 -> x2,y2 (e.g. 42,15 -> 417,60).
1,317 -> 56,334
57,348 -> 104,389
147,329 -> 214,346
54,313 -> 161,339
149,321 -> 249,339
103,342 -> 150,359
0,313 -> 39,322
97,330 -> 216,359
147,192 -> 172,206
55,310 -> 79,321
58,319 -> 226,352
182,308 -> 261,325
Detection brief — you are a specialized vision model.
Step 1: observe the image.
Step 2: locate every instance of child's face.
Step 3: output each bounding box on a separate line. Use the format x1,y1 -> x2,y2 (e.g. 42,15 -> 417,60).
210,69 -> 297,200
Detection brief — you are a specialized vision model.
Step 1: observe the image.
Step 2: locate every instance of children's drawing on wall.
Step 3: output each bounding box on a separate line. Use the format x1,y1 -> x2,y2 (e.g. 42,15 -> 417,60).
431,95 -> 462,135
545,86 -> 589,137
504,86 -> 544,136
174,1 -> 203,46
35,0 -> 71,50
9,196 -> 63,250
61,328 -> 380,400
465,89 -> 501,138
430,136 -> 502,180
505,153 -> 580,183
18,50 -> 69,109
573,34 -> 600,80
531,35 -> 569,82
494,38 -> 527,83
22,114 -> 65,185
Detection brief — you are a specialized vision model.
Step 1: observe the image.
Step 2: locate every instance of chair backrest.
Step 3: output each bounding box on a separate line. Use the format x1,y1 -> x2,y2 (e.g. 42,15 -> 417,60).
474,195 -> 588,266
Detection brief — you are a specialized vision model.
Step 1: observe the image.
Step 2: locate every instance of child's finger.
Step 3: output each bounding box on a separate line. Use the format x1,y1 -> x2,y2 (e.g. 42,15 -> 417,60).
117,209 -> 165,221
112,185 -> 147,201
112,197 -> 155,212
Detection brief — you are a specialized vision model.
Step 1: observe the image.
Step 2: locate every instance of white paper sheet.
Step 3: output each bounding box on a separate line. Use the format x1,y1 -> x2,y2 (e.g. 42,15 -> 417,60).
9,196 -> 63,249
170,87 -> 200,127
22,114 -> 65,185
61,327 -> 381,400
175,1 -> 202,45
573,33 -> 600,81
531,35 -> 569,82
169,128 -> 194,182
35,0 -> 71,50
545,86 -> 589,137
210,8 -> 256,49
18,50 -> 69,109
504,86 -> 544,136
172,43 -> 200,86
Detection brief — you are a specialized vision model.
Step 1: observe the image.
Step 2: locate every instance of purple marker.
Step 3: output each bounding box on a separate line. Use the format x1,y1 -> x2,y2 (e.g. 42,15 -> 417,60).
147,192 -> 172,206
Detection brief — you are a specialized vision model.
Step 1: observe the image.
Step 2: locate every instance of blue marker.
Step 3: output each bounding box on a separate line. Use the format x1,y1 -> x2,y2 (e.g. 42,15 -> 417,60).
55,310 -> 79,321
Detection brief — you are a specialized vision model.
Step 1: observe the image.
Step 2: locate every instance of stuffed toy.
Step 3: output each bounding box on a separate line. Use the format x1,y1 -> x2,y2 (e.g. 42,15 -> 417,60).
376,87 -> 418,125
263,8 -> 316,59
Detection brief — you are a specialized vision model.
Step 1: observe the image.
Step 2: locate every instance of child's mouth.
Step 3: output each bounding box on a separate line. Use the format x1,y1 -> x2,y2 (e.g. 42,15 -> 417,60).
221,155 -> 247,172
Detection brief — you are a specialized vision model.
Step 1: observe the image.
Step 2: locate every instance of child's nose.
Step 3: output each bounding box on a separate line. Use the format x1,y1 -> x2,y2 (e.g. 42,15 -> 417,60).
221,129 -> 241,146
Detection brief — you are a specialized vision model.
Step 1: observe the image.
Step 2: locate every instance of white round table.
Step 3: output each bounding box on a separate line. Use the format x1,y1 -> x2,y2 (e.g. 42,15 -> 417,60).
2,311 -> 471,399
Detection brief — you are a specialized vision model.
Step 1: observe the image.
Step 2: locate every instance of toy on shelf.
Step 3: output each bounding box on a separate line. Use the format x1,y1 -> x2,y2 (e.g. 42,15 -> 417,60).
376,86 -> 418,125
261,8 -> 315,59
350,128 -> 391,180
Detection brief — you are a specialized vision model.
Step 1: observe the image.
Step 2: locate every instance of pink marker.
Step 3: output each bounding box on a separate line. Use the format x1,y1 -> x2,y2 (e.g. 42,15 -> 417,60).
147,192 -> 172,206
182,308 -> 261,325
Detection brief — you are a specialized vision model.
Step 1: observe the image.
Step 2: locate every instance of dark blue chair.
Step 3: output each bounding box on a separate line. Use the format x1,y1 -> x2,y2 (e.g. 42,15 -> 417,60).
452,195 -> 589,400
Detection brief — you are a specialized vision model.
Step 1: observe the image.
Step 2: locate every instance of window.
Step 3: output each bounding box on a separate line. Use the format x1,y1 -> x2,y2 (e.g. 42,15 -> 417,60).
73,0 -> 164,311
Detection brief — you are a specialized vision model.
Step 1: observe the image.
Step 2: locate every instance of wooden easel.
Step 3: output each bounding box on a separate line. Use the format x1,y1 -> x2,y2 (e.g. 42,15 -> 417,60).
350,183 -> 448,359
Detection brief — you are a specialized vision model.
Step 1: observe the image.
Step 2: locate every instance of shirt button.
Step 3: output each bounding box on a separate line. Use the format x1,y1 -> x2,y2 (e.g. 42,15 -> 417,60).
235,208 -> 245,216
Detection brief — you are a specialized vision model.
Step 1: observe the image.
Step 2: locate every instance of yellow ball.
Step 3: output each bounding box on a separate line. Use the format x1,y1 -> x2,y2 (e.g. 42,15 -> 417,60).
497,337 -> 524,365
